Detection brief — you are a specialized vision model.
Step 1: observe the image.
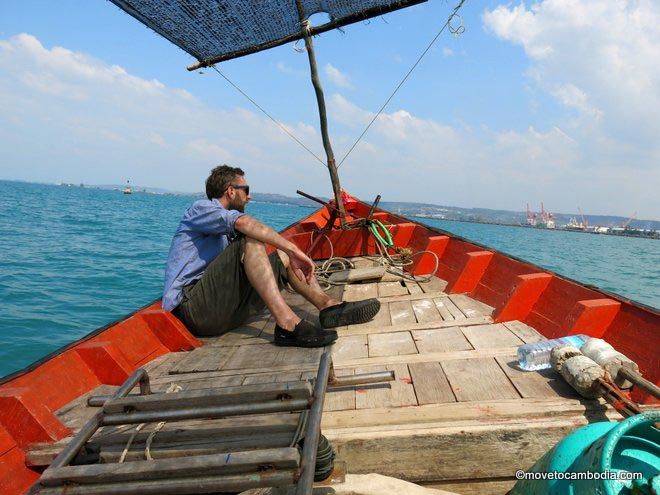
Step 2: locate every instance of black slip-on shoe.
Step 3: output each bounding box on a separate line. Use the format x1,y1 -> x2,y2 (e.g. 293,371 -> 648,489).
274,320 -> 338,348
319,298 -> 381,328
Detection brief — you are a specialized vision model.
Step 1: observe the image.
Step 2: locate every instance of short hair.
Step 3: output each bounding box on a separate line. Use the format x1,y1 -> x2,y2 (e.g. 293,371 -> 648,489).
205,164 -> 245,200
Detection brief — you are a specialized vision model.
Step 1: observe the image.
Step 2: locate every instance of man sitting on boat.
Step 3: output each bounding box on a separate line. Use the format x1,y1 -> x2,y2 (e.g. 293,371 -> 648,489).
162,165 -> 380,347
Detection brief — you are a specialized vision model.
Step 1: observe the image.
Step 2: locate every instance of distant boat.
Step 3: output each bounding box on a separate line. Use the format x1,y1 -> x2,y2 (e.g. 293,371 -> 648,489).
123,180 -> 132,195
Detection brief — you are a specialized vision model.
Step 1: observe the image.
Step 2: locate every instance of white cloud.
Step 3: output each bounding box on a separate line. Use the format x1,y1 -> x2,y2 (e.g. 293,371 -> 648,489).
0,34 -> 326,195
185,139 -> 231,161
0,33 -> 657,218
442,47 -> 454,57
329,93 -> 658,218
480,0 -> 660,217
550,83 -> 603,120
483,0 -> 660,161
324,63 -> 353,89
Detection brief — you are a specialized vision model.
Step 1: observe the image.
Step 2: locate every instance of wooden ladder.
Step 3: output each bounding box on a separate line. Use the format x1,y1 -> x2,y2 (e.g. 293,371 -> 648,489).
34,352 -> 333,495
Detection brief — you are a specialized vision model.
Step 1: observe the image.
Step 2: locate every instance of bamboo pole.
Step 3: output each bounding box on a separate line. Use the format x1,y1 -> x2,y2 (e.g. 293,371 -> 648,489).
295,0 -> 347,226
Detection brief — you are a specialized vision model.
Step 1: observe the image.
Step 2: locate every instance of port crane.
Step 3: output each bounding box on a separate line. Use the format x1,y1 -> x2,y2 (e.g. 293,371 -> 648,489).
622,212 -> 637,229
578,207 -> 589,229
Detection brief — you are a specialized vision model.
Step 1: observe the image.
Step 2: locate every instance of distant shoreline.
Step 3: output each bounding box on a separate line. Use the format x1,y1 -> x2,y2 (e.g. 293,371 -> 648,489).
411,215 -> 659,240
3,179 -> 658,231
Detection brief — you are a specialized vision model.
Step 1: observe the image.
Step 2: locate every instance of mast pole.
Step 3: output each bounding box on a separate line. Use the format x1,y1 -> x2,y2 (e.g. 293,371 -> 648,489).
295,0 -> 347,226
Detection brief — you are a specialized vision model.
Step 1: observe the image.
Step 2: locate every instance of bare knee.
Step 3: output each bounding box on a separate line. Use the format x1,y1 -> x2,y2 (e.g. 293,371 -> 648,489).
277,249 -> 290,269
243,237 -> 266,254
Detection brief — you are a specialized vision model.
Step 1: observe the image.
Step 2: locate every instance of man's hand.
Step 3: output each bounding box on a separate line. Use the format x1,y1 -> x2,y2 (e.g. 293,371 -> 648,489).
287,247 -> 315,284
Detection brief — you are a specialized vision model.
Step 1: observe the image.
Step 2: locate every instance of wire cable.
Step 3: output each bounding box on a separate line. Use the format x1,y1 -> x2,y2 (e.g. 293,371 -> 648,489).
337,0 -> 467,169
210,65 -> 326,167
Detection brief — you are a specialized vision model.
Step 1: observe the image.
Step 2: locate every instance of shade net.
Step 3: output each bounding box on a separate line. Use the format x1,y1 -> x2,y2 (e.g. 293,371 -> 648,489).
108,0 -> 425,66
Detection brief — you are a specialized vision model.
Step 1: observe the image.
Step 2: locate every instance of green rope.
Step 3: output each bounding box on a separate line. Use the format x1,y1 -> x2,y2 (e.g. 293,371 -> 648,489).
368,219 -> 393,248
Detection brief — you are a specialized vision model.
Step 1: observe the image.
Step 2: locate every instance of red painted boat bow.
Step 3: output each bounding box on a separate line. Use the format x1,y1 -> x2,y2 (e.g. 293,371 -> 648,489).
0,194 -> 658,493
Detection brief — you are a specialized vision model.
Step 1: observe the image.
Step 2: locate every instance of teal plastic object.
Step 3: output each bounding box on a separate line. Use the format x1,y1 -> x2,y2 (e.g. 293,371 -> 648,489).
510,411 -> 660,495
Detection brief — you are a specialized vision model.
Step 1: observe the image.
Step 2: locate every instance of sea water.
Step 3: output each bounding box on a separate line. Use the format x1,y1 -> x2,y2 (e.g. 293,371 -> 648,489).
1,180 -> 658,378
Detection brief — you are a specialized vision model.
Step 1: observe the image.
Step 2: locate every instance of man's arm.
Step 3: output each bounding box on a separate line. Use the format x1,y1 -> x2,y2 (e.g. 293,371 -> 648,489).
234,215 -> 315,283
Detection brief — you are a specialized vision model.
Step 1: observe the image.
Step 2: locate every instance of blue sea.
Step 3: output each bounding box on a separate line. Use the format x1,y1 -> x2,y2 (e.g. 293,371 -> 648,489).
1,180 -> 658,378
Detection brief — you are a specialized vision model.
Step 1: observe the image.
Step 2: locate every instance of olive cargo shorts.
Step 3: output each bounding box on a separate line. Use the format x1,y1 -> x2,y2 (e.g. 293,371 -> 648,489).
175,238 -> 289,336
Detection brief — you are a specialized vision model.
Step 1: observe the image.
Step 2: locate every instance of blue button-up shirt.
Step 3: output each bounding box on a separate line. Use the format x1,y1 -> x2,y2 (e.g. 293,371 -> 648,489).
162,199 -> 244,311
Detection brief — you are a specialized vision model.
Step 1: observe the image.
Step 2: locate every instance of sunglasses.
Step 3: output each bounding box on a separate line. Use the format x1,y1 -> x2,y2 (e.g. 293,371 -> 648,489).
230,184 -> 250,196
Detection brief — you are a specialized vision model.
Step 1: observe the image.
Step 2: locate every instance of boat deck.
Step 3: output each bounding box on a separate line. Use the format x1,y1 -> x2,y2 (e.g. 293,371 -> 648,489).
30,257 -> 621,495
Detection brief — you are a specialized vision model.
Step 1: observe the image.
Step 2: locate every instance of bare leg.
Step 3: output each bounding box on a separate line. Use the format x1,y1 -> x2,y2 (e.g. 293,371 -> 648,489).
243,238 -> 300,331
277,250 -> 341,310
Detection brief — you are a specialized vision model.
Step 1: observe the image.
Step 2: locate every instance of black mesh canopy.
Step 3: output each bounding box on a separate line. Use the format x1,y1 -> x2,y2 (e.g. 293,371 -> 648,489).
108,0 -> 426,67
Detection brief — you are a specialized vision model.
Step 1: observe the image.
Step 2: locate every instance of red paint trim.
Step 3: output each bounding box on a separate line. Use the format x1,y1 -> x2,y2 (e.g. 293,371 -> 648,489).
524,278 -> 609,339
0,445 -> 39,494
446,251 -> 494,294
494,273 -> 553,323
138,310 -> 201,351
0,389 -> 70,448
390,222 -> 417,247
411,235 -> 450,274
561,299 -> 621,338
1,198 -> 659,494
75,341 -> 134,385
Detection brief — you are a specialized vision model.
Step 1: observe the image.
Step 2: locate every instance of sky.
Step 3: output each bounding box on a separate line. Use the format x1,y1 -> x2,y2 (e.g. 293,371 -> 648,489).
1,0 -> 658,219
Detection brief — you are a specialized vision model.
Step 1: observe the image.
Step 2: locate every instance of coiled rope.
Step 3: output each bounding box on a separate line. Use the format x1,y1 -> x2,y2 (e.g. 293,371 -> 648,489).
303,220 -> 440,290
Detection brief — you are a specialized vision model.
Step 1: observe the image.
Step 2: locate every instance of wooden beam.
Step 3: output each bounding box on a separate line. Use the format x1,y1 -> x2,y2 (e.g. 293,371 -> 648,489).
335,316 -> 492,337
40,448 -> 299,486
103,381 -> 312,414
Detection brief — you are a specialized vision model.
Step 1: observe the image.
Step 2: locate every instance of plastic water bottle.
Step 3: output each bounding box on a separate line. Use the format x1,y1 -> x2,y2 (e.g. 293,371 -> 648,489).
517,334 -> 589,371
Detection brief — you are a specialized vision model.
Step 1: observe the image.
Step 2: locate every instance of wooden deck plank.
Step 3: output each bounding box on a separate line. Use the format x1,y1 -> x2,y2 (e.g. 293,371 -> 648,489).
368,331 -> 418,357
409,362 -> 456,405
404,279 -> 424,295
448,294 -> 494,318
378,281 -> 409,297
503,320 -> 546,343
433,297 -> 455,321
336,316 -> 492,337
342,282 -> 379,302
411,298 -> 442,324
418,276 -> 448,294
355,364 -> 417,409
495,356 -> 578,399
160,375 -> 244,391
202,313 -> 271,346
378,291 -> 448,304
143,352 -> 189,377
273,346 -> 323,367
170,345 -> 237,374
441,357 -> 521,402
322,397 -> 615,431
240,374 -> 276,385
389,300 -> 417,325
221,344 -> 280,371
461,323 -> 525,350
412,327 -> 474,354
332,334 -> 369,362
443,297 -> 467,320
325,369 -> 356,412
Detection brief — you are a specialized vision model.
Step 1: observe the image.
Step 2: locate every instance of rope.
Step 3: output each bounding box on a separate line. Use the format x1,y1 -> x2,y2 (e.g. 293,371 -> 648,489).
305,222 -> 440,288
209,66 -> 326,167
117,382 -> 182,463
118,423 -> 145,464
337,0 -> 467,169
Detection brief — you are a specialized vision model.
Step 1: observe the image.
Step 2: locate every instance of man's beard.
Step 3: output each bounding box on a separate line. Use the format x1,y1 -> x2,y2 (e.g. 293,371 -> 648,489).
229,198 -> 246,212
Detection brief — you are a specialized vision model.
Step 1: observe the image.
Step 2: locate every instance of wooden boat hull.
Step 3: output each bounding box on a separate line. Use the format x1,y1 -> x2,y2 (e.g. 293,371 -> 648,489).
1,197 -> 658,494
